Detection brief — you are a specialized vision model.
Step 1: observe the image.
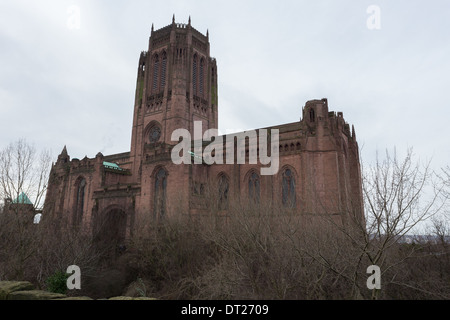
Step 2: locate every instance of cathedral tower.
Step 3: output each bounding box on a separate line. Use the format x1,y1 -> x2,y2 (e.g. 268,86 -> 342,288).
129,16 -> 218,169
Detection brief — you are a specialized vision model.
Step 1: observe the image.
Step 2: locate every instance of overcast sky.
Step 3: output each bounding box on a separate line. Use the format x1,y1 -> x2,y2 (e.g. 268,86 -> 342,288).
1,0 -> 449,172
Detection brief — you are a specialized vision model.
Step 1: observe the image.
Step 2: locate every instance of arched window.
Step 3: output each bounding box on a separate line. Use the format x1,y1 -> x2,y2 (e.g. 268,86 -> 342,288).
73,178 -> 86,226
218,174 -> 229,210
150,127 -> 161,143
310,108 -> 315,122
248,171 -> 260,204
282,169 -> 296,208
161,52 -> 167,89
154,168 -> 167,219
193,54 -> 198,94
199,58 -> 205,96
145,121 -> 161,143
152,54 -> 159,92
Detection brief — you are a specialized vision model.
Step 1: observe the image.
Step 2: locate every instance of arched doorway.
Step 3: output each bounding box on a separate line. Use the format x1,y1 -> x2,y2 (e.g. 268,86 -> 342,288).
94,206 -> 127,253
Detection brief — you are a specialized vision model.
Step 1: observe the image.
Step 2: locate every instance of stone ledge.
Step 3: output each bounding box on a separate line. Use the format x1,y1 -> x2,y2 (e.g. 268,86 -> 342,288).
108,296 -> 157,300
8,290 -> 67,300
0,281 -> 35,300
57,296 -> 94,300
0,281 -> 157,300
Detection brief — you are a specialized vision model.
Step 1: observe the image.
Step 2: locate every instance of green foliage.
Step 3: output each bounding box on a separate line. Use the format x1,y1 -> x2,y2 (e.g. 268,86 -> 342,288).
135,277 -> 147,297
46,270 -> 69,294
211,85 -> 217,105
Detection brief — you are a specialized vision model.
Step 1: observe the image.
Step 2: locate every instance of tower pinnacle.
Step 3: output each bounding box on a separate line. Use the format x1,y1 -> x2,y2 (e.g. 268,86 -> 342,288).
57,145 -> 69,164
60,145 -> 68,157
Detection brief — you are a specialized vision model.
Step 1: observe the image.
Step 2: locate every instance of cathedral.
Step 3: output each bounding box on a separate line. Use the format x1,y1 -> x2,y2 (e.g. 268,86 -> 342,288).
43,17 -> 364,242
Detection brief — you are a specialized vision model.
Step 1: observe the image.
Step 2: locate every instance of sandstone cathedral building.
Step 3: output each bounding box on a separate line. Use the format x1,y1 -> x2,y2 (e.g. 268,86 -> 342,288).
43,17 -> 364,243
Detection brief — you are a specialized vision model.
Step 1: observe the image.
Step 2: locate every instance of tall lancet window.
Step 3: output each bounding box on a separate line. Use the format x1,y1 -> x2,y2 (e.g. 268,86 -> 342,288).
310,108 -> 316,122
154,168 -> 167,220
199,58 -> 204,96
282,169 -> 296,208
74,178 -> 86,226
161,52 -> 167,89
152,54 -> 159,92
193,54 -> 198,94
218,174 -> 229,210
248,172 -> 260,204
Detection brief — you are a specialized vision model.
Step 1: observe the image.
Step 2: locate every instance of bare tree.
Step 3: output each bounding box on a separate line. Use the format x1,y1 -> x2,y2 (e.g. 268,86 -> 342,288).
440,165 -> 450,195
0,139 -> 52,279
0,138 -> 51,211
285,147 -> 450,299
343,147 -> 448,299
363,148 -> 445,237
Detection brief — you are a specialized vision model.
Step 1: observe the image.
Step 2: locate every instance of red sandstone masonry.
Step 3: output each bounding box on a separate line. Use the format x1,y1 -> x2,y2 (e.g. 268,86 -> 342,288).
43,19 -> 363,241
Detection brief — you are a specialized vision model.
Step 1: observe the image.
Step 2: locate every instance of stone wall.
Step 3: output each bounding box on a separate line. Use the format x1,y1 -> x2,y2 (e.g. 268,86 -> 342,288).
0,281 -> 155,300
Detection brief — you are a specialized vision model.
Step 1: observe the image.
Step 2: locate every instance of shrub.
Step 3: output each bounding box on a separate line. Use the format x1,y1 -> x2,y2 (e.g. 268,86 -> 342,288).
46,270 -> 69,294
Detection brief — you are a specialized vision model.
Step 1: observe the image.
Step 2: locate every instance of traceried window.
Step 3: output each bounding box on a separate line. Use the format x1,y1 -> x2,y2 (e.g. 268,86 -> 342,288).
161,52 -> 167,89
149,126 -> 161,143
199,58 -> 204,96
152,54 -> 159,92
218,174 -> 229,210
74,178 -> 86,226
248,172 -> 260,204
193,54 -> 198,94
154,168 -> 167,219
282,169 -> 296,208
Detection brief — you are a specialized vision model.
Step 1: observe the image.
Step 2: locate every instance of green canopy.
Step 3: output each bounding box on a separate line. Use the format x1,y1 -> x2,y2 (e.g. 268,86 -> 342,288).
103,161 -> 124,171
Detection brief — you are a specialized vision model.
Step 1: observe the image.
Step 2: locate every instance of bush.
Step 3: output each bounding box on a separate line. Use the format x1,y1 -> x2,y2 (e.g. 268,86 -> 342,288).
46,270 -> 69,294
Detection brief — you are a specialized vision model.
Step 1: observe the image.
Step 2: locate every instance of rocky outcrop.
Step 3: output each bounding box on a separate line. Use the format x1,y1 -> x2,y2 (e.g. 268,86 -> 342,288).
0,281 -> 34,299
0,281 -> 154,300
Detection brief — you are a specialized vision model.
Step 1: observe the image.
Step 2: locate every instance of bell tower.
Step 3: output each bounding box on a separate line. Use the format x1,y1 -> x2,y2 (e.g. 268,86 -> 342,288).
129,16 -> 218,164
